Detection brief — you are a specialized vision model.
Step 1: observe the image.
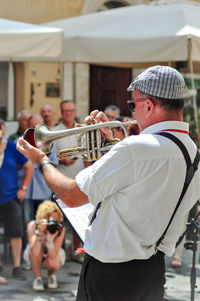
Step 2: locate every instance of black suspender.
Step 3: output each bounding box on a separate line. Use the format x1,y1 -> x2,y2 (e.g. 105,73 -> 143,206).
155,132 -> 200,249
89,201 -> 101,225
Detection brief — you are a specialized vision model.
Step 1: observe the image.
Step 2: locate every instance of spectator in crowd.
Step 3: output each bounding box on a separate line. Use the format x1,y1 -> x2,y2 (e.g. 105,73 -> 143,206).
104,104 -> 120,121
23,200 -> 65,291
0,127 -> 6,167
121,116 -> 140,136
112,116 -> 127,141
0,119 -> 33,280
26,114 -> 58,216
126,121 -> 140,136
112,116 -> 139,140
28,114 -> 43,129
9,110 -> 31,141
8,110 -> 32,269
53,100 -> 87,262
40,104 -> 55,129
122,116 -> 134,123
53,100 -> 86,178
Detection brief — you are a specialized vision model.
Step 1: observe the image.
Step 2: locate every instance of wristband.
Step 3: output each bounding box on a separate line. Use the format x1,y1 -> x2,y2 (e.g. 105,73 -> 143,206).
46,242 -> 54,249
21,185 -> 28,191
39,160 -> 56,173
35,229 -> 43,237
35,233 -> 42,237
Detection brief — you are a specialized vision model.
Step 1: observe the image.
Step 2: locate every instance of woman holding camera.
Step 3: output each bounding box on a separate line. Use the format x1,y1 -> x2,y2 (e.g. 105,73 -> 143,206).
23,200 -> 66,291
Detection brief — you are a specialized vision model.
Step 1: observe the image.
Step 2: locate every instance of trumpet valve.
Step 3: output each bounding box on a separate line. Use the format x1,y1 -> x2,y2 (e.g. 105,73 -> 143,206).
86,129 -> 102,161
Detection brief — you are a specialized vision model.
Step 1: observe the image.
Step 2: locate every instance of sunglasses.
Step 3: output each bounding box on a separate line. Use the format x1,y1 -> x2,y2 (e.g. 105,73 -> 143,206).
127,98 -> 149,112
127,98 -> 158,112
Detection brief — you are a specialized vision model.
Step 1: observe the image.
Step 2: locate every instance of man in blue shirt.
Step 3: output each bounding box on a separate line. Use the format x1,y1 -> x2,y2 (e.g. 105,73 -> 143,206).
0,119 -> 33,280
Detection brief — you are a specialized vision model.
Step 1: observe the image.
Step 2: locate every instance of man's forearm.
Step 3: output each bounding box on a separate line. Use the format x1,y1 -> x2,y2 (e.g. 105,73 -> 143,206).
16,138 -> 88,207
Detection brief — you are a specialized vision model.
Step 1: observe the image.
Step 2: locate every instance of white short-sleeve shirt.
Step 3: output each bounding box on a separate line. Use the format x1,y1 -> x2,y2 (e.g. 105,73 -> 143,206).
76,121 -> 200,263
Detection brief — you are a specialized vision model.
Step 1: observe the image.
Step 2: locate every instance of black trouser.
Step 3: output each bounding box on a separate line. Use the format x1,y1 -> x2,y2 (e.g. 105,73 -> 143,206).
76,251 -> 165,301
0,198 -> 23,238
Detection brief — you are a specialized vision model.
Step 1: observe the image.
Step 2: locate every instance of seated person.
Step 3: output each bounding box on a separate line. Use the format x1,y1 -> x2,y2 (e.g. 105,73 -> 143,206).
23,200 -> 66,291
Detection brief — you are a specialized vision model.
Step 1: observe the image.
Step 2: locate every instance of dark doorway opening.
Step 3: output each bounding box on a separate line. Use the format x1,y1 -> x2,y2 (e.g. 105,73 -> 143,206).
90,65 -> 132,117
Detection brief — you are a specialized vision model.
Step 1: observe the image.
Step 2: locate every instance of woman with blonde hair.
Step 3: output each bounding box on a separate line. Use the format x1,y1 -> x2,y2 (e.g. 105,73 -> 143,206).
23,200 -> 66,291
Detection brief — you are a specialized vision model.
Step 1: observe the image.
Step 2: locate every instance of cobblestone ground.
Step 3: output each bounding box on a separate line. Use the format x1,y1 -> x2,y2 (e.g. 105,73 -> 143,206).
164,246 -> 200,301
0,246 -> 200,301
0,251 -> 82,301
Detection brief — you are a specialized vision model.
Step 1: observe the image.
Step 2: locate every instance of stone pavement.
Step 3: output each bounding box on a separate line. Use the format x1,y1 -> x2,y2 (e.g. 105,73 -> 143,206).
164,246 -> 200,301
0,246 -> 200,301
0,255 -> 82,301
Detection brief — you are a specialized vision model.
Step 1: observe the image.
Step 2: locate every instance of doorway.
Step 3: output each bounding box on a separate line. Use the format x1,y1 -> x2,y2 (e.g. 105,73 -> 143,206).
90,65 -> 132,117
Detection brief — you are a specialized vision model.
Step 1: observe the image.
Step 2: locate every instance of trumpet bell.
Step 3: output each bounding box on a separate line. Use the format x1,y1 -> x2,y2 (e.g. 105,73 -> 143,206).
34,124 -> 54,154
30,120 -> 135,161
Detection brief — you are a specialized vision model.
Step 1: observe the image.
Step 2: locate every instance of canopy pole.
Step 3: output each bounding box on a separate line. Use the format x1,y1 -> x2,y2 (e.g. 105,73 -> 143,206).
7,60 -> 15,121
188,39 -> 199,135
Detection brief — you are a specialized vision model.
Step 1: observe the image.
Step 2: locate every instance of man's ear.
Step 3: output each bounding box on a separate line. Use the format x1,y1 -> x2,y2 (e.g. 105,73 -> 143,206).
146,100 -> 155,113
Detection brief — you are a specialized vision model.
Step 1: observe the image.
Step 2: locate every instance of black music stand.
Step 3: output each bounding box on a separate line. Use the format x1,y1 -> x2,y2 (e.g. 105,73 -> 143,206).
176,207 -> 200,301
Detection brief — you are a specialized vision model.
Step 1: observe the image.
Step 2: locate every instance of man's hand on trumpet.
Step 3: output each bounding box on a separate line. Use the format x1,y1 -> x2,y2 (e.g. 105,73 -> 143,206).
84,110 -> 113,140
17,137 -> 48,166
59,157 -> 76,166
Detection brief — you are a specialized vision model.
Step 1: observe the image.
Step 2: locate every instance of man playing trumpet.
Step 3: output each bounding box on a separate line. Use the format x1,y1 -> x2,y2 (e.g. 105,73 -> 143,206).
17,66 -> 200,301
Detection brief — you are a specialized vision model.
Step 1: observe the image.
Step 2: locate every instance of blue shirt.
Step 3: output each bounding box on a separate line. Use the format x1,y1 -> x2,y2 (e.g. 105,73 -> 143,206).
0,140 -> 28,203
25,144 -> 58,200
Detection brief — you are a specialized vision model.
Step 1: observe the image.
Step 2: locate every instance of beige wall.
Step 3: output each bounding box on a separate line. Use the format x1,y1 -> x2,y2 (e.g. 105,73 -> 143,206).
1,0 -> 200,23
4,0 -> 199,23
3,0 -> 200,122
0,0 -> 85,23
15,62 -> 62,124
75,63 -> 89,122
82,0 -> 144,14
81,0 -> 200,14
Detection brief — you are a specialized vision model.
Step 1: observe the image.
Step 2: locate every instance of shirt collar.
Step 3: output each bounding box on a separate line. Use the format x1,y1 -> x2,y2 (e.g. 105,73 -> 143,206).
140,121 -> 189,135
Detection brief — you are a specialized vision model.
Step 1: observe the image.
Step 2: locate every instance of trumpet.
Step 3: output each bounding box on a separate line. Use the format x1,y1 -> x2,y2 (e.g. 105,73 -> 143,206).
33,120 -> 135,161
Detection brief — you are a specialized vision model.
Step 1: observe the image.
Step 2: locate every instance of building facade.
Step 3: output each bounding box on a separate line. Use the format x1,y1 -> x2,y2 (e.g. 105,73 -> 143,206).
1,0 -> 200,123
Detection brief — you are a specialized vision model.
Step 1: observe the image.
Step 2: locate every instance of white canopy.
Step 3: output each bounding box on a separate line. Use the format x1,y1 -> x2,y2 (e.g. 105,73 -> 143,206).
43,2 -> 200,63
0,18 -> 63,61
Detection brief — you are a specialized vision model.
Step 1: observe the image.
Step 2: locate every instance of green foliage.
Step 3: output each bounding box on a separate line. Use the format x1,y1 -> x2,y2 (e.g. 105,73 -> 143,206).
184,108 -> 200,148
188,119 -> 199,147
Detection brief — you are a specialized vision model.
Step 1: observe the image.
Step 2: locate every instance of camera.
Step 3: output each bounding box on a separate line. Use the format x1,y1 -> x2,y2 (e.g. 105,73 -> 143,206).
46,217 -> 63,234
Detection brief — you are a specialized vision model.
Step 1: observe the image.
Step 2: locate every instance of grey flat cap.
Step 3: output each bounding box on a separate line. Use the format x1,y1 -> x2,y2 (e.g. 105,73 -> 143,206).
127,65 -> 185,99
